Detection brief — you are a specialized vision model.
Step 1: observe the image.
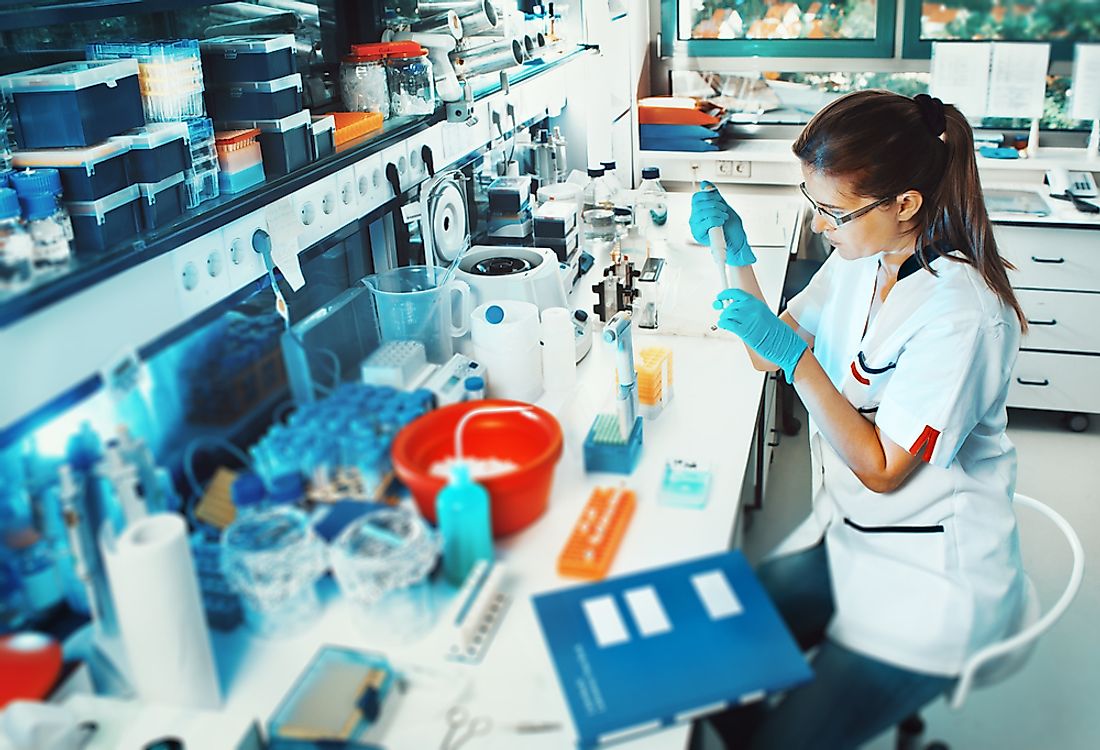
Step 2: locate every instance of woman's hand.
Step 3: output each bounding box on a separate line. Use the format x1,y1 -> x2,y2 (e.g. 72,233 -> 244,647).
690,181 -> 757,267
714,288 -> 807,382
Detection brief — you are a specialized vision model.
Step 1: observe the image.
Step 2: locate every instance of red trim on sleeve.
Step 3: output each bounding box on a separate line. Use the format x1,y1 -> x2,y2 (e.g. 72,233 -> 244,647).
850,361 -> 870,385
909,425 -> 941,463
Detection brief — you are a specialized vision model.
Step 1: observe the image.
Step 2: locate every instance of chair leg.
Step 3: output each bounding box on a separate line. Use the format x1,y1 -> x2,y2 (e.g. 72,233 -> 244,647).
895,713 -> 925,750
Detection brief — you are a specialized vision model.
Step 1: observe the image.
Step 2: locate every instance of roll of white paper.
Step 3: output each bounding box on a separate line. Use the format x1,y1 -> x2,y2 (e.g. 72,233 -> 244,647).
541,307 -> 577,392
100,514 -> 221,710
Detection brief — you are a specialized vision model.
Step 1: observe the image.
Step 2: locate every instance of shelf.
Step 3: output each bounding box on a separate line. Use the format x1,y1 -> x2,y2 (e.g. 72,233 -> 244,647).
0,0 -> 227,33
0,46 -> 588,329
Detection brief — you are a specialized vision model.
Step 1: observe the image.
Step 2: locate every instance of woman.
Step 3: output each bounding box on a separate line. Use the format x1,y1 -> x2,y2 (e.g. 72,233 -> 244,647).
689,90 -> 1028,748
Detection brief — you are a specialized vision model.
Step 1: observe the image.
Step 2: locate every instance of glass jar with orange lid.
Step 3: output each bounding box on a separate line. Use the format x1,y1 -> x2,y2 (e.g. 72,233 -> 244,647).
340,43 -> 390,118
384,42 -> 435,117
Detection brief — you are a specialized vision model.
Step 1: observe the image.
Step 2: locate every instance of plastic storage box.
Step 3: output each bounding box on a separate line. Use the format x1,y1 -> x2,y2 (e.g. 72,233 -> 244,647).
310,115 -> 336,161
11,140 -> 131,202
138,171 -> 187,230
206,73 -> 303,122
87,39 -> 205,122
185,163 -> 220,208
222,109 -> 310,177
331,112 -> 383,147
66,184 -> 142,255
112,122 -> 191,184
0,60 -> 144,148
200,35 -> 296,84
218,161 -> 265,194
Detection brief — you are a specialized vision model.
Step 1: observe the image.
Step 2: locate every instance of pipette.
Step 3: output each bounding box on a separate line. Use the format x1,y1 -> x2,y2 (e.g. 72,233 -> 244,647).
706,183 -> 733,331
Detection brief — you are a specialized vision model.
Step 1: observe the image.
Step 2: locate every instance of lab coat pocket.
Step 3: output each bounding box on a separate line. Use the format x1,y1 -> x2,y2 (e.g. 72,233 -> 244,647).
828,520 -> 973,672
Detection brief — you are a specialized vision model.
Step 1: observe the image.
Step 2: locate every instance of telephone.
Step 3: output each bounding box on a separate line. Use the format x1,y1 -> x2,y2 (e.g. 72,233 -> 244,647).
1045,169 -> 1100,213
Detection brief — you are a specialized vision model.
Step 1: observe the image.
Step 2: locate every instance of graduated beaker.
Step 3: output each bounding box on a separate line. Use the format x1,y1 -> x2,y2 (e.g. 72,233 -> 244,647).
364,265 -> 472,364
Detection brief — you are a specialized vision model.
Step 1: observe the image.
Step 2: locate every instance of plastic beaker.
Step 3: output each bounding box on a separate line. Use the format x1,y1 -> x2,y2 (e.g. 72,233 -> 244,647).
363,265 -> 472,364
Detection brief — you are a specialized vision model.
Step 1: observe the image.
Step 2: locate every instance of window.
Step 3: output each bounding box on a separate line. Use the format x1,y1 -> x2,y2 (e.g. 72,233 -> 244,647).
661,0 -> 897,57
902,0 -> 1100,59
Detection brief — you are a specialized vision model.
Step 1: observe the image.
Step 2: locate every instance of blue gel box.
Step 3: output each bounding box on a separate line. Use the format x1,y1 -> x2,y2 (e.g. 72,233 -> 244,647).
66,184 -> 142,255
221,109 -> 311,177
138,171 -> 187,230
583,414 -> 644,475
268,646 -> 394,750
206,73 -> 303,122
11,140 -> 131,202
113,122 -> 192,184
200,34 -> 296,85
0,60 -> 144,148
218,160 -> 265,194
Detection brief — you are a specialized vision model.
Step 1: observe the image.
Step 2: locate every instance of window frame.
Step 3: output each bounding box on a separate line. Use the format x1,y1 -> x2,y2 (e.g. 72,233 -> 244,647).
900,0 -> 1088,61
660,0 -> 898,59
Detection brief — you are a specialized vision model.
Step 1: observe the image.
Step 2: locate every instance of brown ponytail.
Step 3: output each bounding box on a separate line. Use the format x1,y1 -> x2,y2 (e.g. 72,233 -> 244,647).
793,90 -> 1027,331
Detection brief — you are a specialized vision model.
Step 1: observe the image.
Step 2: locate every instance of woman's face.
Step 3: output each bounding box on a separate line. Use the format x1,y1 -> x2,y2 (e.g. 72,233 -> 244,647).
800,164 -> 918,261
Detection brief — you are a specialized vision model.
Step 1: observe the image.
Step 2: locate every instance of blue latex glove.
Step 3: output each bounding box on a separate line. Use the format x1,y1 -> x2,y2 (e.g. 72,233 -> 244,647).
690,181 -> 756,266
714,288 -> 807,383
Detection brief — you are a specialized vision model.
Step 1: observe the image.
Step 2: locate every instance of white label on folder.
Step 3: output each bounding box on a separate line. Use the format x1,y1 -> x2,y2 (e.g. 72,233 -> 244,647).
691,570 -> 743,620
623,587 -> 672,638
582,595 -> 630,647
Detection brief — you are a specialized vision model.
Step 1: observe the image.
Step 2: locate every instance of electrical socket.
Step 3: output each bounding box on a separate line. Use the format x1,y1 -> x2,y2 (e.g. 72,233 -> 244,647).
224,211 -> 268,288
716,160 -> 751,178
171,230 -> 231,318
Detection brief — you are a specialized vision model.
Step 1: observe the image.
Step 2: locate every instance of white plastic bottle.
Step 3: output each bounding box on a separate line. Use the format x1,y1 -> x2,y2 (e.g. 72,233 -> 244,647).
540,307 -> 576,392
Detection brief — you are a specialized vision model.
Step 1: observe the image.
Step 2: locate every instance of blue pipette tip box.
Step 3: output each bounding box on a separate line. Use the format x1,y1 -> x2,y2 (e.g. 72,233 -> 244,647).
583,414 -> 644,475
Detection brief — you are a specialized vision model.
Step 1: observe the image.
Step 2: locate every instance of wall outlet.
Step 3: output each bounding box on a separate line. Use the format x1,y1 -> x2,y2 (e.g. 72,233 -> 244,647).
171,230 -> 230,318
716,160 -> 751,178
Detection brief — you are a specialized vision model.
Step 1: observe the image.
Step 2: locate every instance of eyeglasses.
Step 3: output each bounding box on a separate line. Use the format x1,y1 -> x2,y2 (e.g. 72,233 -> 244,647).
799,182 -> 895,229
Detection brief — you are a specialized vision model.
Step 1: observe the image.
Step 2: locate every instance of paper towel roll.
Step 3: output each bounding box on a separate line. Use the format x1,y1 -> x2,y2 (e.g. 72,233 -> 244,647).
100,514 -> 221,710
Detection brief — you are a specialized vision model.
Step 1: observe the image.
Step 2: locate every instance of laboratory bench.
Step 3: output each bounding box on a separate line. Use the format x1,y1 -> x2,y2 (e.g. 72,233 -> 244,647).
54,193 -> 804,749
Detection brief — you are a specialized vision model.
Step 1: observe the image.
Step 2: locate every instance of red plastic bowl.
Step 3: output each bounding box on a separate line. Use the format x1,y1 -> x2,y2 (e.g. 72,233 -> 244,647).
391,399 -> 563,537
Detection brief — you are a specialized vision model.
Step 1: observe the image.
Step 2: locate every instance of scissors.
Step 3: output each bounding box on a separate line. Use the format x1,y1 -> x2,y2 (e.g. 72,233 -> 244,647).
440,705 -> 493,750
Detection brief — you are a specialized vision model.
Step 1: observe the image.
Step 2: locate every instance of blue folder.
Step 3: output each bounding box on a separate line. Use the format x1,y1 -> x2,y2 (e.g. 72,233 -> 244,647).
639,138 -> 720,152
532,550 -> 812,748
638,124 -> 719,140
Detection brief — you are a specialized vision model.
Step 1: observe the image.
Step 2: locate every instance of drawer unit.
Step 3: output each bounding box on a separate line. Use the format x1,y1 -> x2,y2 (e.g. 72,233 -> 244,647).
1009,350 -> 1100,415
996,224 -> 1100,292
1017,289 -> 1100,354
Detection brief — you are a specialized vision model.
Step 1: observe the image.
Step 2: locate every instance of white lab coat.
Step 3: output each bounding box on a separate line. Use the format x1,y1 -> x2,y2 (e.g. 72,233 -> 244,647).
778,246 -> 1026,677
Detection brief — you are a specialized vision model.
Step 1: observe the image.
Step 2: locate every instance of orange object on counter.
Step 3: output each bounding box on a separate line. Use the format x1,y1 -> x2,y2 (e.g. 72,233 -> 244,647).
215,128 -> 263,173
639,106 -> 720,126
331,111 -> 384,146
557,486 -> 636,580
391,399 -> 563,537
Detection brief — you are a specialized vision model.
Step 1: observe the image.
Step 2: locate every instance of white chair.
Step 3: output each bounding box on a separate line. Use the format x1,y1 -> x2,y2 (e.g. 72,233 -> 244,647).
897,493 -> 1085,750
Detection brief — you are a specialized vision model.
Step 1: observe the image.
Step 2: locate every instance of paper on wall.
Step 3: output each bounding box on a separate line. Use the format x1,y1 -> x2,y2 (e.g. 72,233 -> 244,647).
264,195 -> 306,291
930,42 -> 992,120
1071,44 -> 1100,121
987,42 -> 1050,119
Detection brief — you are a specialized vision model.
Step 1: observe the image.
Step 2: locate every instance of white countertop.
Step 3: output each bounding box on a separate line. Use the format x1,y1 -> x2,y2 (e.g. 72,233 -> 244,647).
61,193 -> 802,750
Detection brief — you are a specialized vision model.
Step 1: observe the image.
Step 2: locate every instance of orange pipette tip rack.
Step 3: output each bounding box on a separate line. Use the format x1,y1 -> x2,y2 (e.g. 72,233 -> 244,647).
331,112 -> 384,146
557,486 -> 636,580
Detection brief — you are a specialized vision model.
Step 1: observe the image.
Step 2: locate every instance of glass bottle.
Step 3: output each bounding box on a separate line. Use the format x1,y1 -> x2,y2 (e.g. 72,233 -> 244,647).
636,166 -> 669,229
9,169 -> 72,270
600,160 -> 624,204
0,187 -> 32,292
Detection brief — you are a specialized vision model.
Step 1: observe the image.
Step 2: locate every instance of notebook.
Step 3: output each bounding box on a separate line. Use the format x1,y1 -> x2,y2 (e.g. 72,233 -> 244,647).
532,550 -> 812,747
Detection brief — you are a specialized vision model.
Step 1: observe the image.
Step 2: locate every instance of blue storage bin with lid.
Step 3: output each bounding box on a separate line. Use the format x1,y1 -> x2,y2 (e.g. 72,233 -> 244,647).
66,184 -> 142,255
200,34 -> 296,84
111,122 -> 192,185
221,109 -> 311,177
206,74 -> 303,122
0,60 -> 144,148
310,115 -> 336,161
137,171 -> 187,230
12,140 -> 132,202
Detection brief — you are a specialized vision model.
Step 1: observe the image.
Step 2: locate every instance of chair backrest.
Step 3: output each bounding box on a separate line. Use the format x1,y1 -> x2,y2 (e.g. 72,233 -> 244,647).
948,493 -> 1085,710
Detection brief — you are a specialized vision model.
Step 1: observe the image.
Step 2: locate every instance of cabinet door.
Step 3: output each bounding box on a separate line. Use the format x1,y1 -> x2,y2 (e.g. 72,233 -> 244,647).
995,224 -> 1100,292
1017,289 -> 1100,354
1009,350 -> 1100,414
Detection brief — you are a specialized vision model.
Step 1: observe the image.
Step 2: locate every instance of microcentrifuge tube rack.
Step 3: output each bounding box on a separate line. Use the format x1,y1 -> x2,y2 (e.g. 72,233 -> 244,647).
361,340 -> 430,389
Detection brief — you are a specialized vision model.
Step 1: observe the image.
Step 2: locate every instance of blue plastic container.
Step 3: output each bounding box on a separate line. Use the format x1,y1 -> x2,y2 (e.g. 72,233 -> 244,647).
137,171 -> 187,230
200,34 -> 296,84
221,109 -> 311,177
12,140 -> 132,202
206,74 -> 303,122
0,60 -> 144,148
436,462 -> 494,586
217,161 -> 265,195
66,184 -> 142,255
113,122 -> 192,184
582,414 -> 644,474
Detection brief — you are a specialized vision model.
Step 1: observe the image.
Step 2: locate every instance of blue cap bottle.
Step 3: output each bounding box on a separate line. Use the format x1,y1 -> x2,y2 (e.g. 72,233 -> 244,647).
435,462 -> 494,586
